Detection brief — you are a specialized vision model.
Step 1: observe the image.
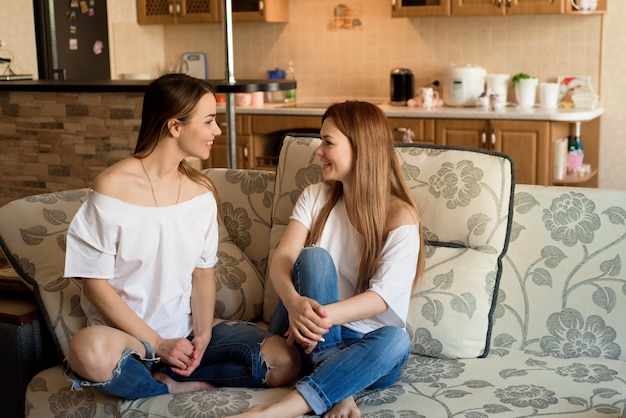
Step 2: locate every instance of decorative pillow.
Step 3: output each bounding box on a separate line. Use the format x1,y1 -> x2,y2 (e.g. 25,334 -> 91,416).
396,145 -> 515,359
263,135 -> 323,323
264,136 -> 515,359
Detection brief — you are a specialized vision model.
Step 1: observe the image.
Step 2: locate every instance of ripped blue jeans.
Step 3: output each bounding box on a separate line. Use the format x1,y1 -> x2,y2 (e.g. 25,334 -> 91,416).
269,246 -> 411,415
66,321 -> 273,400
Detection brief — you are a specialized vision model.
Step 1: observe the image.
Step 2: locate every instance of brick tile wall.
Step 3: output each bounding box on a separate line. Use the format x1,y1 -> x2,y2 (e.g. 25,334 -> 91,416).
0,91 -> 143,206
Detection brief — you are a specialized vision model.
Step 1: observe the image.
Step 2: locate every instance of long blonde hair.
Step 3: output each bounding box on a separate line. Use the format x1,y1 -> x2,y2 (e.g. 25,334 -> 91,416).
305,101 -> 424,293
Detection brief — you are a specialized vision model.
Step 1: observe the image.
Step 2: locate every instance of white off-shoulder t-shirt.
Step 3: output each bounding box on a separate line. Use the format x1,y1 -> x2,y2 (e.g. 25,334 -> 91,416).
290,183 -> 420,334
64,190 -> 219,339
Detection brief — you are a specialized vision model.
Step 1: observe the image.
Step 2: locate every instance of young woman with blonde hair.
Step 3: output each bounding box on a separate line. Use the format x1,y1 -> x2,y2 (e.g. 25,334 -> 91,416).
231,101 -> 424,418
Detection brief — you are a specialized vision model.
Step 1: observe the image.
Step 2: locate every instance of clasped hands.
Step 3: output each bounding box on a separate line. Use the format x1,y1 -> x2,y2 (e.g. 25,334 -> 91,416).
156,335 -> 209,376
285,296 -> 333,354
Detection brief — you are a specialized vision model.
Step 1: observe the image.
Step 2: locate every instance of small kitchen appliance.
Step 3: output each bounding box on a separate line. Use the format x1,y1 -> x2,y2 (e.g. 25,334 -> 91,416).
443,63 -> 487,107
390,68 -> 414,106
180,52 -> 208,79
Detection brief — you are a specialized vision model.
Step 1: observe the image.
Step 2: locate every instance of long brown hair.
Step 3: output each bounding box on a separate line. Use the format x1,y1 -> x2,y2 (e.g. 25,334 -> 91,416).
305,101 -> 424,293
134,73 -> 216,191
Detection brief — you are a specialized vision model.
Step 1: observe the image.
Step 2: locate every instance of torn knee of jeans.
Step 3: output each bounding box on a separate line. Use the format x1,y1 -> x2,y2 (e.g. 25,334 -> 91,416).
259,337 -> 272,385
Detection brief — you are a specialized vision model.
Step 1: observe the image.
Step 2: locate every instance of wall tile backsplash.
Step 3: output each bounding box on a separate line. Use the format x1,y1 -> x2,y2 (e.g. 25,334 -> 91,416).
161,0 -> 603,101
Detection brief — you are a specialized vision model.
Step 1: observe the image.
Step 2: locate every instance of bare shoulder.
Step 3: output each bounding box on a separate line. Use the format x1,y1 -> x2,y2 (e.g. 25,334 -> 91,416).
92,158 -> 142,199
386,196 -> 420,231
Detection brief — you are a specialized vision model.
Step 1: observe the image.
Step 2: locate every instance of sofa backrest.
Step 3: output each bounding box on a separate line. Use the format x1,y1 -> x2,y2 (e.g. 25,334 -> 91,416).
493,184 -> 626,362
264,134 -> 515,359
0,168 -> 275,359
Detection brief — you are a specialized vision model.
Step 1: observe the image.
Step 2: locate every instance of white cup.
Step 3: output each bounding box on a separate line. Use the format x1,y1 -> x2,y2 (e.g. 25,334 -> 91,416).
571,0 -> 595,11
420,87 -> 439,110
514,78 -> 538,109
539,82 -> 559,109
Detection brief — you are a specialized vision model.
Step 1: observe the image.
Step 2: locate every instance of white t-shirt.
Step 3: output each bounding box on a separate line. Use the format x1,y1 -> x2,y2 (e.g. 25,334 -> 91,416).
64,190 -> 219,339
290,183 -> 420,334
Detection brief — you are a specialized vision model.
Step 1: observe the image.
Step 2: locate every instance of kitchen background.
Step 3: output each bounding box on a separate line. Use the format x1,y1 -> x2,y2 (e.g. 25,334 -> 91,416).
1,0 -> 625,189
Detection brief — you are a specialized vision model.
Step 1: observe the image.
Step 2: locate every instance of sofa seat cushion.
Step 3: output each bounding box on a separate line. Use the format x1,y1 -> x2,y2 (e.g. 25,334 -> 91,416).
264,135 -> 514,359
25,349 -> 626,417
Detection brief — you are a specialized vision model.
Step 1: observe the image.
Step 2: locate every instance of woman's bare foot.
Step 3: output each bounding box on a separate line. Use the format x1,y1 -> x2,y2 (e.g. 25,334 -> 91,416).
323,396 -> 361,418
153,371 -> 214,393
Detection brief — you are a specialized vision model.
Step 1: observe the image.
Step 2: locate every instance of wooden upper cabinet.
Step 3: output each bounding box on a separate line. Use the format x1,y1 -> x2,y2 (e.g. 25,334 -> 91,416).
452,0 -> 564,16
391,0 -> 451,17
231,0 -> 289,22
137,0 -> 219,24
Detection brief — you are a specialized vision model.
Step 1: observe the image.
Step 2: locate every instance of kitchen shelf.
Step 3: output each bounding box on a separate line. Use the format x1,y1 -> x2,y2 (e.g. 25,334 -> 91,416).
552,169 -> 598,185
566,0 -> 606,14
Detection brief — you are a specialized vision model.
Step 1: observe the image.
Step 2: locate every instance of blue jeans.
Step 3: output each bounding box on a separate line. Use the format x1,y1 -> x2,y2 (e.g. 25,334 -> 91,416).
269,247 -> 410,415
67,321 -> 273,400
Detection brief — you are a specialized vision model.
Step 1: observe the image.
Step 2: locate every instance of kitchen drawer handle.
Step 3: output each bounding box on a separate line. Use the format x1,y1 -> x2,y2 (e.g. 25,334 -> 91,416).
391,0 -> 397,11
491,128 -> 496,147
497,0 -> 502,6
481,130 -> 487,146
506,0 -> 511,7
260,0 -> 265,14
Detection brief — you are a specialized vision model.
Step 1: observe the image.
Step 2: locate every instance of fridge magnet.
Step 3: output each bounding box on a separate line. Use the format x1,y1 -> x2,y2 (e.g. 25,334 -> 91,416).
66,10 -> 77,20
93,40 -> 103,55
80,0 -> 89,13
70,0 -> 79,7
69,38 -> 78,50
89,8 -> 95,16
70,25 -> 77,34
90,0 -> 95,5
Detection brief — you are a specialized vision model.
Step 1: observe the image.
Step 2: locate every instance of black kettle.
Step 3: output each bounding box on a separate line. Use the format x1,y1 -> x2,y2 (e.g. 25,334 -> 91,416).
390,68 -> 414,106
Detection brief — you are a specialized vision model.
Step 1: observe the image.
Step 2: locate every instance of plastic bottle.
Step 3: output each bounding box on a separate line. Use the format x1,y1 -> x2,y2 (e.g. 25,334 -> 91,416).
285,61 -> 296,104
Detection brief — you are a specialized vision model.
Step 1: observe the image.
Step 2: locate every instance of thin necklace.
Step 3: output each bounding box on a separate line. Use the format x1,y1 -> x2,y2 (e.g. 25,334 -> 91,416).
139,158 -> 182,207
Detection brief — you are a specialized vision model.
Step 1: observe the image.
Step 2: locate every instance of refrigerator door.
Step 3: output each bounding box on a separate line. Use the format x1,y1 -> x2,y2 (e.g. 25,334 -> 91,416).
34,0 -> 111,80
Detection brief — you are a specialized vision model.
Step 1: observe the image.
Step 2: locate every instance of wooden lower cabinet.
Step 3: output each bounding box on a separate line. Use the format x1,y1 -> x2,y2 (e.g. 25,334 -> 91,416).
436,118 -> 548,185
206,114 -> 599,187
436,118 -> 599,186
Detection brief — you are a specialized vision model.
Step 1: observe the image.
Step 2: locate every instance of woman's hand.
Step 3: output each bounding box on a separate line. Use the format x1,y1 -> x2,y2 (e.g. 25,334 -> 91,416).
284,295 -> 331,349
155,337 -> 201,375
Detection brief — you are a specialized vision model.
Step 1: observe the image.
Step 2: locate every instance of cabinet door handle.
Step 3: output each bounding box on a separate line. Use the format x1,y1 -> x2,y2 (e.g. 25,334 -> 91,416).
491,128 -> 496,147
259,0 -> 265,14
168,3 -> 173,15
506,0 -> 511,7
243,146 -> 249,158
392,0 -> 397,11
176,2 -> 181,15
481,130 -> 487,146
496,0 -> 502,6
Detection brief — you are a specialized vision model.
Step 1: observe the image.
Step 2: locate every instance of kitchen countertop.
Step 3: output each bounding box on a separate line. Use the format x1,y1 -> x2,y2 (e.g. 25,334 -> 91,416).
0,80 -> 603,122
221,101 -> 604,122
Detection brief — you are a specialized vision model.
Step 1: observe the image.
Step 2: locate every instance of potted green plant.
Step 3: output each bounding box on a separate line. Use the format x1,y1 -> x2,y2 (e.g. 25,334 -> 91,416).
512,72 -> 538,108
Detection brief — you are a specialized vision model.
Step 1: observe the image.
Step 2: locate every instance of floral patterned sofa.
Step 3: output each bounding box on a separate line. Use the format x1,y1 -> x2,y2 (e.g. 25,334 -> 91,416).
1,134 -> 625,417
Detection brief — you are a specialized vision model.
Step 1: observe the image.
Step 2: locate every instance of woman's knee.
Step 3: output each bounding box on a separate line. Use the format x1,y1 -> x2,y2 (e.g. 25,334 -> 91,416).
69,326 -> 140,382
378,326 -> 411,360
261,335 -> 301,387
